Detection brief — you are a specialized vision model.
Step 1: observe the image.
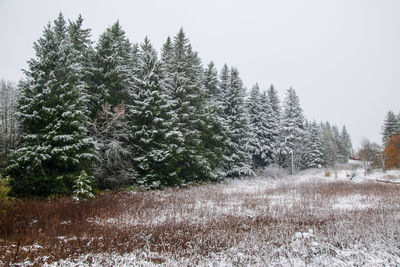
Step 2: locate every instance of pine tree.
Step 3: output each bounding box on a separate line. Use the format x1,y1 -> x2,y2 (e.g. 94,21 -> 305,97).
129,37 -> 181,188
331,125 -> 344,162
72,170 -> 94,201
220,67 -> 253,178
67,14 -> 94,114
247,84 -> 263,168
303,121 -> 325,168
202,61 -> 227,179
160,28 -> 211,183
260,89 -> 280,165
267,84 -> 281,118
90,21 -> 133,117
381,111 -> 399,145
217,64 -> 230,110
6,14 -> 95,197
203,62 -> 219,102
281,87 -> 305,172
266,84 -> 283,165
247,84 -> 275,168
320,122 -> 339,166
212,64 -> 232,177
88,21 -> 136,188
339,125 -> 352,162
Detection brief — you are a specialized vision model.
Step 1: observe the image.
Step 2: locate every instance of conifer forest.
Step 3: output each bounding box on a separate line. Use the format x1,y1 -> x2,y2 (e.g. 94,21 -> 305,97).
0,14 -> 353,197
1,12 -> 399,266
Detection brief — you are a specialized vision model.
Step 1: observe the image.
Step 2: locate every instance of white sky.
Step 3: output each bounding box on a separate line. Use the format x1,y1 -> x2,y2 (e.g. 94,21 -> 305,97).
1,0 -> 400,148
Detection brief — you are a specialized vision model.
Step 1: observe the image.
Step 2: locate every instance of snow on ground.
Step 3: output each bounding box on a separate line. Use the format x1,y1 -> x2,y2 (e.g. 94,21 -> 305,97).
15,166 -> 400,266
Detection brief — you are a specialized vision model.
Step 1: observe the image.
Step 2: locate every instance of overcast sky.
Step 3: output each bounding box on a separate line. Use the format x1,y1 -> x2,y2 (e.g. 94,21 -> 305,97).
1,0 -> 399,148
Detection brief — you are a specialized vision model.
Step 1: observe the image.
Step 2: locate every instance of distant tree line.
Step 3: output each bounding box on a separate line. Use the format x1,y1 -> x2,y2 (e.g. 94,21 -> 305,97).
0,14 -> 352,197
356,110 -> 400,174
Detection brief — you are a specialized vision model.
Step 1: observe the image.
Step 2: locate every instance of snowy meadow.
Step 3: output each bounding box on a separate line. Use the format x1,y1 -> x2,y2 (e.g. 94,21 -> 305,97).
1,166 -> 399,266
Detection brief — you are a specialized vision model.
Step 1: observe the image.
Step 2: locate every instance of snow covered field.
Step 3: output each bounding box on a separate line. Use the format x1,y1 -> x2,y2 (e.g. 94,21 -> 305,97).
2,166 -> 400,266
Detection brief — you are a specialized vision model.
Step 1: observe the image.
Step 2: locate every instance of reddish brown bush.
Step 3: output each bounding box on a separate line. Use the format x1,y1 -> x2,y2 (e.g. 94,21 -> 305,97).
385,134 -> 400,169
0,177 -> 399,265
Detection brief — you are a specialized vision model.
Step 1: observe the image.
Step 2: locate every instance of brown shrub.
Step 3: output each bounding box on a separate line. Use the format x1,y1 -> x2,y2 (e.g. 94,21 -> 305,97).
0,177 -> 399,265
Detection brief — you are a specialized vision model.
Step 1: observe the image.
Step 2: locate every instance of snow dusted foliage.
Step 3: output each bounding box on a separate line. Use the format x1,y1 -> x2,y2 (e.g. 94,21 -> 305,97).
129,37 -> 181,188
267,85 -> 281,118
220,67 -> 253,178
203,62 -> 219,102
280,87 -> 305,170
335,125 -> 352,163
200,62 -> 227,180
91,103 -> 135,189
218,64 -> 230,105
247,84 -> 262,168
6,13 -> 95,196
331,125 -> 349,163
90,21 -> 133,116
160,29 -> 213,183
340,125 -> 352,159
319,122 -> 351,166
247,84 -> 275,168
72,170 -> 94,201
303,121 -> 325,168
3,15 -> 360,195
381,110 -> 399,145
68,15 -> 95,115
266,85 -> 283,164
320,122 -> 338,166
260,89 -> 280,165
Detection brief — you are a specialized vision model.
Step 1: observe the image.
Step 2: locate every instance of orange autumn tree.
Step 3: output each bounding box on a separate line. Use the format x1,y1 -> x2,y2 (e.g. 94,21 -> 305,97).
384,134 -> 400,169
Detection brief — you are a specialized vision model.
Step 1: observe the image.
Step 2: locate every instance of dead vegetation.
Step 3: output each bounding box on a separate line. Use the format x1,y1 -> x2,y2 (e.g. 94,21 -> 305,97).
1,172 -> 400,266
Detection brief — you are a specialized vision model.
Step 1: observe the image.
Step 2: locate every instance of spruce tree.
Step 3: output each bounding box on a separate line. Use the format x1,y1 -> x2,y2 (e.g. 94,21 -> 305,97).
267,84 -> 281,117
203,62 -> 219,102
303,121 -> 325,168
90,21 -> 133,117
266,84 -> 283,165
281,87 -> 305,172
320,122 -> 339,166
202,61 -> 227,179
129,37 -> 181,187
68,14 -> 95,113
260,89 -> 280,165
381,111 -> 399,145
247,84 -> 273,168
218,64 -> 230,110
340,125 -> 352,161
89,22 -> 135,188
247,84 -> 263,168
160,29 -> 211,183
220,67 -> 253,178
7,14 -> 95,196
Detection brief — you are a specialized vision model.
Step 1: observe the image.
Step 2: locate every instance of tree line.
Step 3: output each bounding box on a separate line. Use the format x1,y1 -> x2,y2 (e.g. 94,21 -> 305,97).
0,13 -> 352,197
355,110 -> 400,175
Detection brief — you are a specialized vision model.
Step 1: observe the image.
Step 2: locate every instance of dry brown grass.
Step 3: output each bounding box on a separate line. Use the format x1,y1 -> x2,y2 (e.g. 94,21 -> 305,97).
1,172 -> 400,266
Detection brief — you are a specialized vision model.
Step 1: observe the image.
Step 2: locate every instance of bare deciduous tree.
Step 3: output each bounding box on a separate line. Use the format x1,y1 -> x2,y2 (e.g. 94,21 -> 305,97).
358,138 -> 381,176
0,79 -> 19,166
91,102 -> 136,188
